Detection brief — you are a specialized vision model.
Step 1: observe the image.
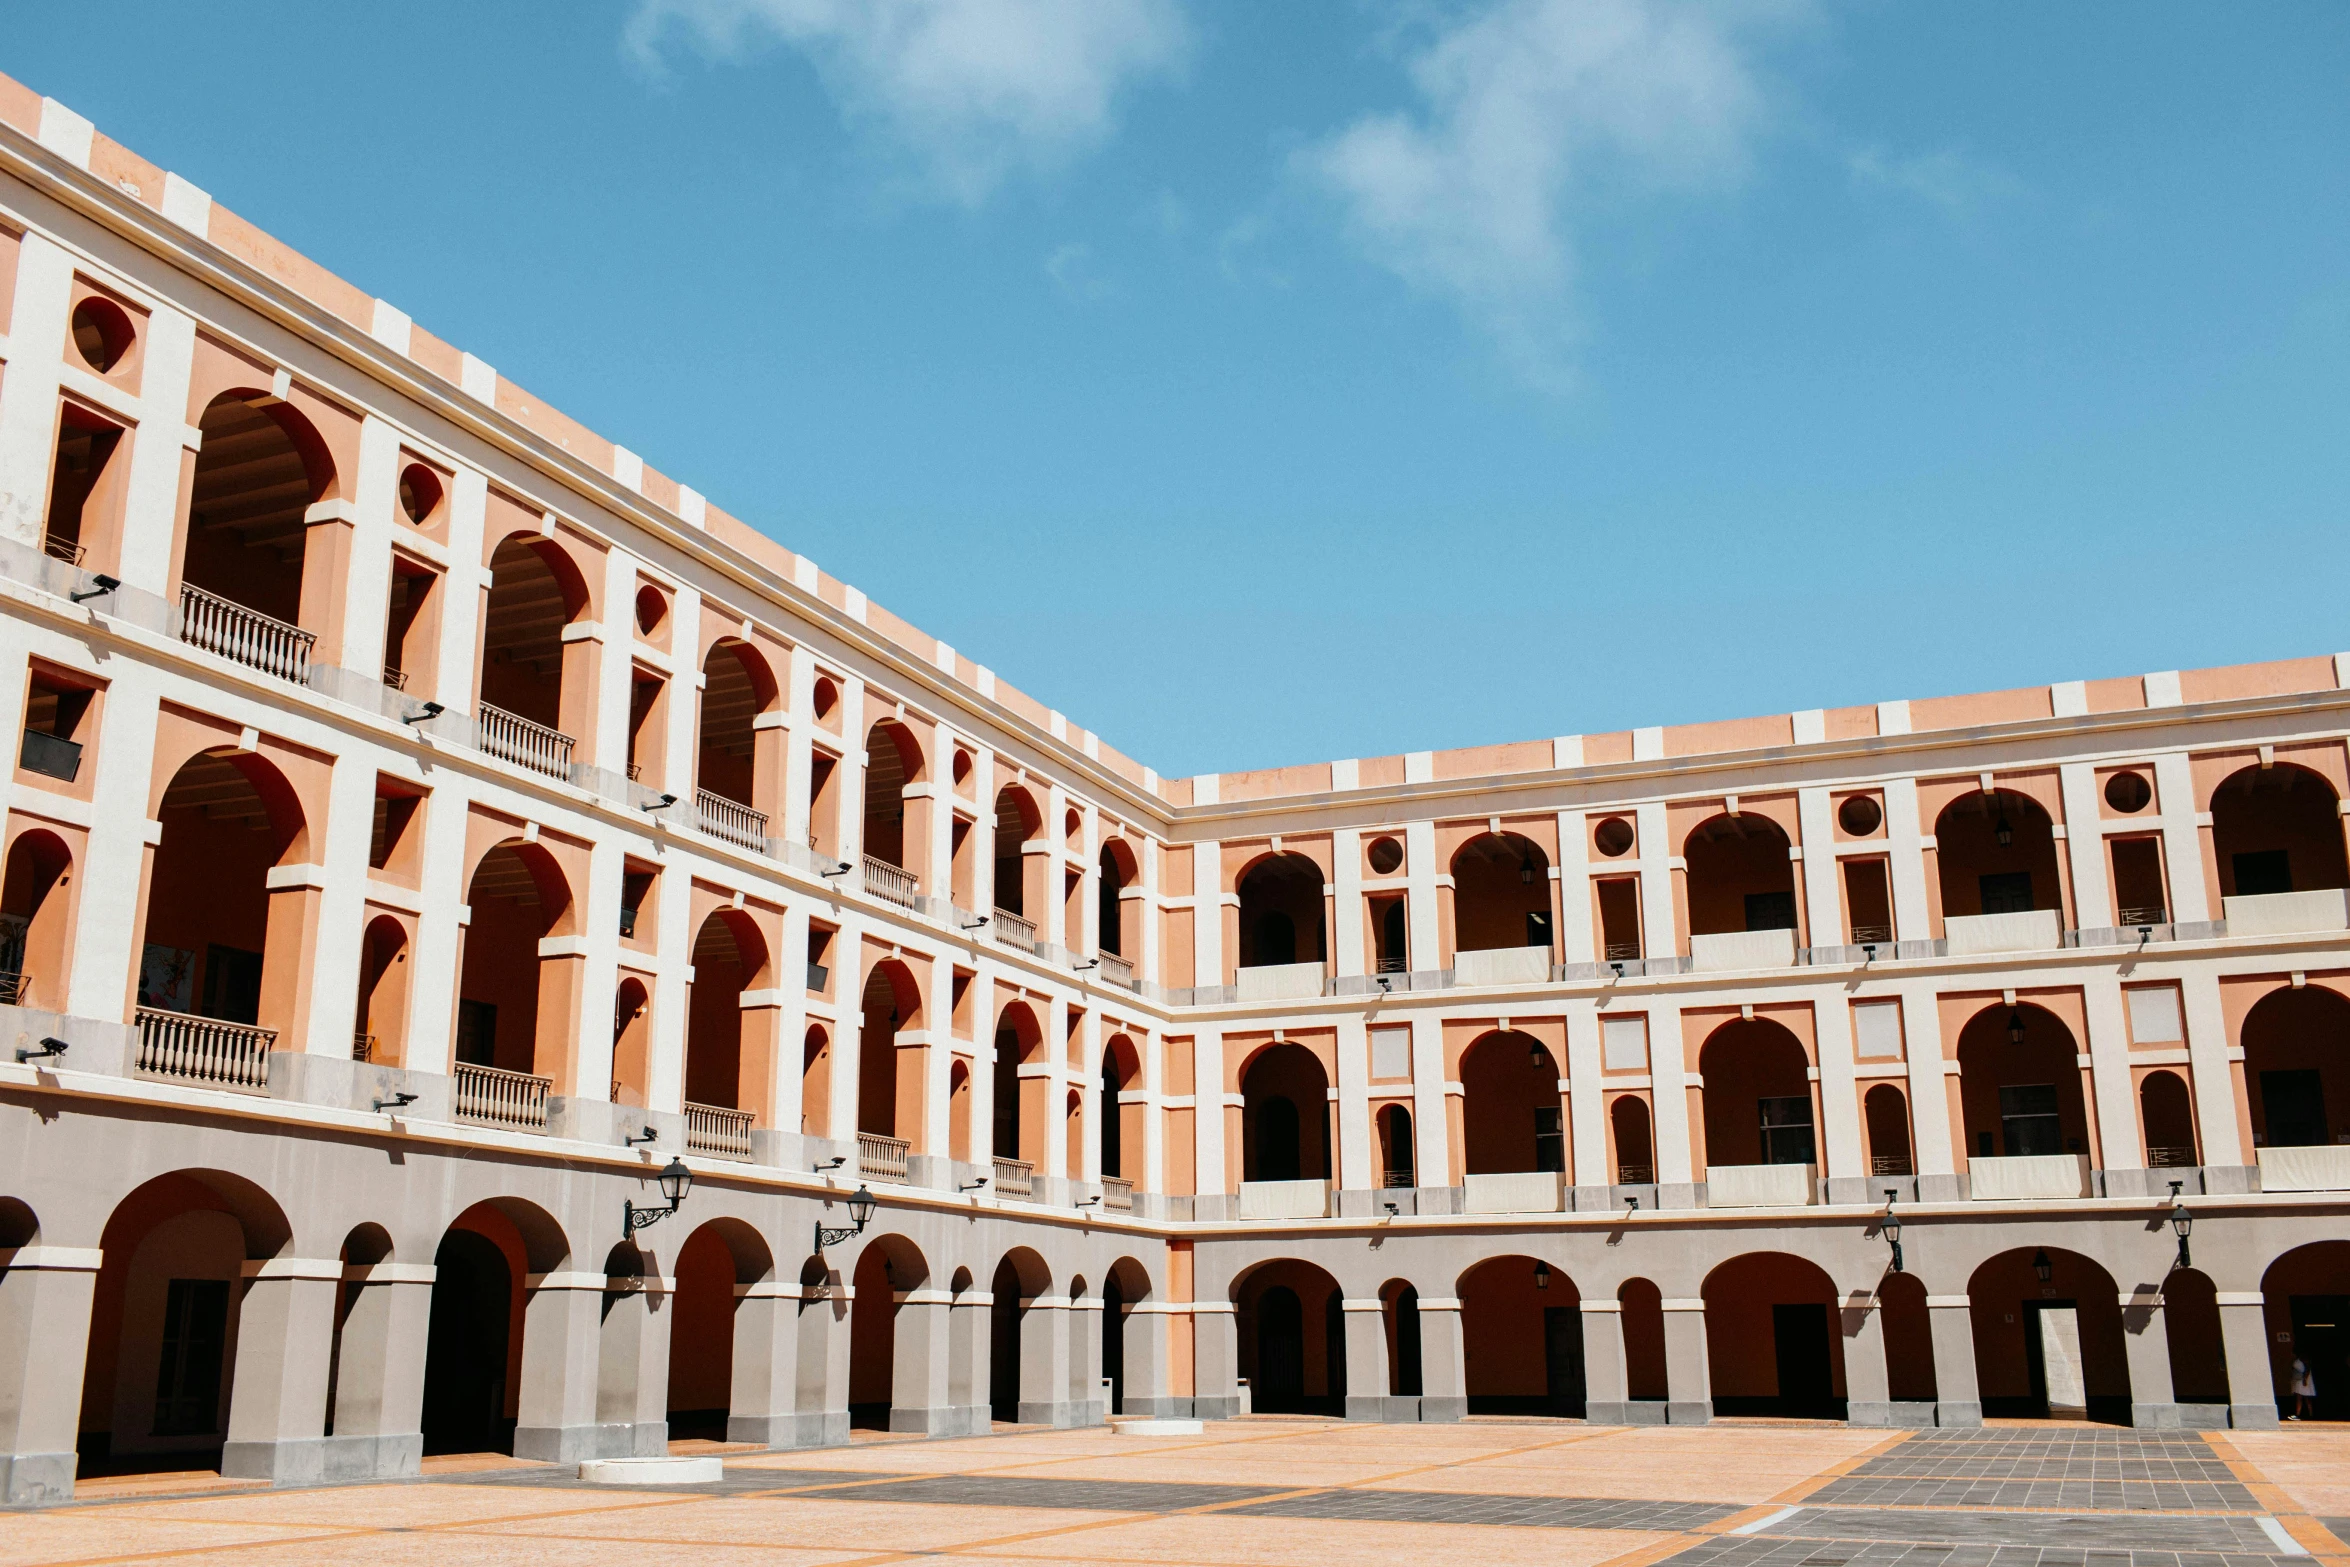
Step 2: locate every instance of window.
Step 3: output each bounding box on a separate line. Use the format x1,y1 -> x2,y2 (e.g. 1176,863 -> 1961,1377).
152,1278 -> 229,1436
1602,1015 -> 1648,1071
1744,890 -> 1797,931
1843,859 -> 1892,944
2260,1069 -> 2327,1148
1533,1106 -> 1565,1173
1370,1027 -> 1411,1080
1757,1095 -> 1815,1165
368,787 -> 423,872
201,943 -> 262,1024
44,402 -> 128,567
2109,837 -> 2167,925
2126,986 -> 2183,1045
806,925 -> 834,993
2233,849 -> 2292,898
455,998 -> 498,1066
1998,1083 -> 2062,1156
382,556 -> 439,692
18,664 -> 97,784
1596,878 -> 1641,960
619,866 -> 655,939
1978,871 -> 2034,915
1853,1000 -> 1904,1060
1371,895 -> 1407,972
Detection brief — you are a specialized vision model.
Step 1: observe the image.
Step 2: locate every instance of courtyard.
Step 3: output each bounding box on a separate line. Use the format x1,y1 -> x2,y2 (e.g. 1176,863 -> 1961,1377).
9,1420 -> 2348,1567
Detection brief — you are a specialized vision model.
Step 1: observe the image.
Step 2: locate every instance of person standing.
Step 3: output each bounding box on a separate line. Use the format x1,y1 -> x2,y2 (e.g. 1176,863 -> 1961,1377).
2289,1355 -> 2316,1421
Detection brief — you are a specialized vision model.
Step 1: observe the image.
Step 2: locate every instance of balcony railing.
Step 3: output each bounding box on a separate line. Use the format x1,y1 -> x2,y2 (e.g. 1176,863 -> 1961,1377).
684,1101 -> 755,1160
179,584 -> 314,684
859,1131 -> 910,1182
992,909 -> 1038,954
2116,905 -> 2169,929
352,1032 -> 375,1063
134,1007 -> 274,1093
2147,1145 -> 2199,1169
0,970 -> 28,1006
475,702 -> 574,780
18,728 -> 82,781
1102,1176 -> 1134,1211
1615,1164 -> 1654,1185
42,530 -> 85,567
993,1157 -> 1034,1197
1871,1154 -> 1914,1176
452,1061 -> 550,1130
861,857 -> 919,910
1099,952 -> 1136,990
695,789 -> 769,854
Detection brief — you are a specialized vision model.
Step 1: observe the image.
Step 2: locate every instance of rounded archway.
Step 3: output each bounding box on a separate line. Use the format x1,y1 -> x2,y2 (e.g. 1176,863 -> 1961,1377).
0,826 -> 75,1011
182,392 -> 335,630
1934,788 -> 2063,925
668,1218 -> 776,1442
696,640 -> 780,837
863,720 -> 925,875
1698,1018 -> 1816,1175
1379,1278 -> 1424,1400
1609,1094 -> 1656,1186
2261,1241 -> 2350,1421
1233,1258 -> 1345,1415
990,1247 -> 1052,1423
2241,986 -> 2350,1151
479,535 -> 593,744
1449,831 -> 1552,956
1683,812 -> 1797,938
1459,1255 -> 1582,1416
2137,1069 -> 2199,1170
686,910 -> 769,1113
353,914 -> 411,1067
1460,1031 -> 1564,1176
1100,1035 -> 1140,1181
2210,762 -> 2348,900
1098,839 -> 1138,957
856,961 -> 921,1147
1956,1003 -> 2091,1168
1702,1252 -> 1845,1419
1376,1103 -> 1415,1188
1619,1277 -> 1668,1401
1102,1256 -> 1152,1415
1236,852 -> 1324,970
455,839 -> 576,1084
992,1002 -> 1043,1168
1241,1042 -> 1330,1183
848,1234 -> 928,1430
1862,1082 -> 1914,1177
992,786 -> 1042,919
801,1024 -> 833,1139
1967,1246 -> 2128,1422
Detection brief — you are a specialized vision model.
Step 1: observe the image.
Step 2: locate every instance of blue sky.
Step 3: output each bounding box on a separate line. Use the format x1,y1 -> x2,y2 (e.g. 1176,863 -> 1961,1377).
11,4 -> 2348,777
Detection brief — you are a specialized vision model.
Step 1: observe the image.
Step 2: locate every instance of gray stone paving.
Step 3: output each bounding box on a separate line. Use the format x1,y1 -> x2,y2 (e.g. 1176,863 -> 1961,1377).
1229,1488 -> 1739,1531
798,1473 -> 1281,1512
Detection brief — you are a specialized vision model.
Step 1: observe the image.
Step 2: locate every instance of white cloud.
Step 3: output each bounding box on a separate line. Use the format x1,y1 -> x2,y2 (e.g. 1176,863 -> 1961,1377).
627,0 -> 1190,204
1847,145 -> 2020,216
1299,0 -> 1802,382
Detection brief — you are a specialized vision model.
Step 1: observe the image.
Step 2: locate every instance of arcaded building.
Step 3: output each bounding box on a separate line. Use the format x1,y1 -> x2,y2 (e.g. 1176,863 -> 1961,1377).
0,78 -> 2346,1507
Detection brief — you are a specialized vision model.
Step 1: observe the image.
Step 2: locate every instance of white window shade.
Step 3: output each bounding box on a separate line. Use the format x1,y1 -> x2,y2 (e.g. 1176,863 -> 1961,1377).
1370,1028 -> 1411,1081
1602,1015 -> 1649,1072
1854,1000 -> 1904,1060
2127,986 -> 2184,1044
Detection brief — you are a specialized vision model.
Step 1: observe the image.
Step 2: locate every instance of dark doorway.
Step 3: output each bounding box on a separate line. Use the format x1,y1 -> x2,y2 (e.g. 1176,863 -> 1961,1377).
1099,1054 -> 1123,1176
1255,1286 -> 1304,1411
201,944 -> 263,1024
989,1258 -> 1022,1423
2291,1295 -> 2349,1421
1102,1276 -> 1126,1415
2022,1299 -> 2079,1418
1254,1096 -> 1300,1182
1771,1303 -> 1836,1418
1393,1288 -> 1423,1397
1544,1306 -> 1586,1416
1325,1291 -> 1347,1408
151,1279 -> 229,1437
420,1230 -> 513,1454
2262,1070 -> 2329,1147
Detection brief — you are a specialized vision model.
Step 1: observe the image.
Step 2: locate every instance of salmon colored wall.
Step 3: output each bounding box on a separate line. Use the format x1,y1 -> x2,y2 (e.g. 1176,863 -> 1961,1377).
666,1226 -> 737,1416
1619,1278 -> 1668,1399
3,818 -> 83,1013
79,1174 -> 243,1434
1965,1248 -> 2128,1404
2236,983 -> 2350,1148
1459,1255 -> 1578,1399
1945,995 -> 2095,1170
1694,1017 -> 1813,1170
1664,714 -> 1794,757
1700,1252 -> 1845,1400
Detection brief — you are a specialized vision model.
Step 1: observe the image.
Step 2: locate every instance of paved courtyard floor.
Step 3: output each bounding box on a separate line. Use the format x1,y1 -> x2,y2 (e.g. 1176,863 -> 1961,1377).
12,1420 -> 2350,1567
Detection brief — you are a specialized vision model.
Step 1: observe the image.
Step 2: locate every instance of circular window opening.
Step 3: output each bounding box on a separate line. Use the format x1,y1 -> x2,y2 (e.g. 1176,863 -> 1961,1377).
396,463 -> 444,526
811,678 -> 839,722
1593,816 -> 1635,857
2104,771 -> 2153,813
1837,795 -> 1884,836
634,584 -> 669,637
1367,836 -> 1404,875
71,297 -> 135,373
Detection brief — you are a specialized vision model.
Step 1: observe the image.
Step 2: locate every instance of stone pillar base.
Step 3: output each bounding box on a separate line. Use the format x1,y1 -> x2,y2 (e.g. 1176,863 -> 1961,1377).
319,1432 -> 422,1480
1343,1394 -> 1422,1422
2130,1401 -> 2183,1430
514,1421 -> 663,1463
222,1438 -> 326,1484
1187,1395 -> 1243,1419
2172,1404 -> 2232,1430
1419,1395 -> 1467,1423
1586,1400 -> 1670,1425
0,1452 -> 78,1504
1847,1401 -> 1937,1428
1665,1400 -> 1710,1425
1935,1400 -> 1983,1427
888,1404 -> 959,1435
2229,1403 -> 2282,1430
1121,1396 -> 1189,1418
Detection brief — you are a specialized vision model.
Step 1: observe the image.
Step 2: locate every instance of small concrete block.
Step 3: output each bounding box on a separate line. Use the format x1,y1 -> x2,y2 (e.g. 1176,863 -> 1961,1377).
1112,1418 -> 1205,1436
578,1456 -> 722,1484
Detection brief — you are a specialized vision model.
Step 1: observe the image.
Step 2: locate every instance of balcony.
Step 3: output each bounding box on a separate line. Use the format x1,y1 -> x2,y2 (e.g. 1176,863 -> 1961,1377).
179,585 -> 315,685
993,1157 -> 1035,1198
134,1007 -> 274,1094
1238,1178 -> 1329,1219
351,1032 -> 374,1063
1463,1171 -> 1564,1213
1690,928 -> 1799,973
1098,952 -> 1137,991
694,789 -> 769,855
1235,961 -> 1324,1003
475,702 -> 575,780
858,1131 -> 910,1182
1102,1176 -> 1134,1211
452,1061 -> 550,1131
992,908 -> 1038,954
1943,908 -> 2064,956
683,1101 -> 755,1160
1452,946 -> 1551,988
2256,1144 -> 2350,1193
17,728 -> 81,782
1705,1163 -> 1816,1208
0,970 -> 27,1006
1968,1153 -> 2091,1201
2223,889 -> 2350,939
861,856 -> 919,911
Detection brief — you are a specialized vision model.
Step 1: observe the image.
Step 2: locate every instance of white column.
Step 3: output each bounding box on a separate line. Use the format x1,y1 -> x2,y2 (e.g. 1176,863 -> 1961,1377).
66,671 -> 161,1019
1556,808 -> 1594,964
1332,826 -> 1364,976
1635,802 -> 1676,958
300,752 -> 382,1053
2151,751 -> 2211,921
1411,1012 -> 1447,1188
1334,1013 -> 1371,1190
645,852 -> 693,1113
589,548 -> 639,774
1193,1029 -> 1227,1197
664,588 -> 703,797
1814,990 -> 1864,1184
2083,972 -> 2141,1176
1797,787 -> 1841,946
2059,763 -> 2112,929
0,235 -> 71,551
337,415 -> 402,684
2179,970 -> 2244,1166
1647,999 -> 1694,1190
435,469 -> 488,715
1564,997 -> 1607,1197
1404,821 -> 1438,968
1883,777 -> 1932,942
1903,984 -> 1957,1180
838,678 -> 867,866
1193,839 -> 1223,988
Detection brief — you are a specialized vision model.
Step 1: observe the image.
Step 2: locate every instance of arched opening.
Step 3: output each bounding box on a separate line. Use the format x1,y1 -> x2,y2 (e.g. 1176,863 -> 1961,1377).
1241,1043 -> 1329,1183
1234,1259 -> 1344,1416
1698,1018 -> 1816,1180
801,1025 -> 832,1138
455,840 -> 576,1085
181,392 -> 334,632
848,1237 -> 926,1430
351,914 -> 412,1067
1863,1083 -> 1914,1177
1878,1271 -> 1937,1404
992,786 -> 1042,920
2262,1242 -> 2350,1420
1380,1280 -> 1423,1398
2242,986 -> 2350,1151
1449,831 -> 1552,956
610,978 -> 652,1109
1703,1252 -> 1845,1419
1377,1103 -> 1415,1187
862,721 -> 924,874
1102,1258 -> 1151,1415
1236,852 -> 1323,970
137,750 -> 308,1048
1098,839 -> 1137,956
947,1060 -> 973,1162
1968,1247 -> 2129,1422
2160,1269 -> 2228,1414
1459,1256 -> 1582,1416
1461,1031 -> 1565,1175
421,1225 -> 517,1455
1619,1278 -> 1668,1401
2211,762 -> 2349,900
1683,812 -> 1798,939
990,1248 -> 1051,1423
2138,1069 -> 2199,1170
857,962 -> 919,1148
1934,789 -> 2063,925
1609,1095 -> 1655,1185
1064,1088 -> 1084,1178
1956,1003 -> 2091,1165
696,641 -> 780,839
668,1219 -> 774,1443
77,1171 -> 293,1477
992,1003 -> 1043,1168
478,536 -> 592,750
1100,1035 -> 1140,1180
686,911 -> 768,1113
0,827 -> 74,1010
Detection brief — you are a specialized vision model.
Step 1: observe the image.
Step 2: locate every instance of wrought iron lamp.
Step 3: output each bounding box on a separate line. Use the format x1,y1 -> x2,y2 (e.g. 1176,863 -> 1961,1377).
623,1156 -> 694,1237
